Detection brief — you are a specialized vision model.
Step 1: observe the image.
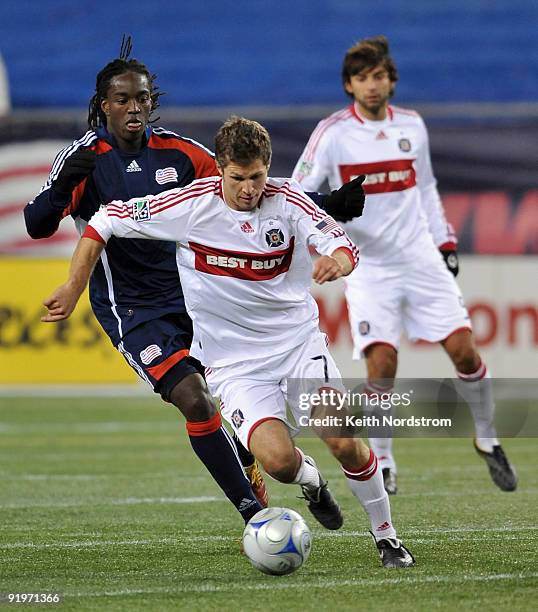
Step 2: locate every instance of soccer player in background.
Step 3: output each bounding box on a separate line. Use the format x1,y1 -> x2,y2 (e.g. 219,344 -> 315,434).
41,116 -> 415,569
24,38 -> 365,523
292,35 -> 517,495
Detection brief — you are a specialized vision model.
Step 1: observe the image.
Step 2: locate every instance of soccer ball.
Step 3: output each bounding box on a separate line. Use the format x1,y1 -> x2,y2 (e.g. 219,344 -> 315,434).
242,507 -> 312,575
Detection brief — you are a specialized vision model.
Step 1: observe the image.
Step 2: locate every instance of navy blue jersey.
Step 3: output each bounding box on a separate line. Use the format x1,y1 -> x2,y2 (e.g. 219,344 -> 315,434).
25,126 -> 217,346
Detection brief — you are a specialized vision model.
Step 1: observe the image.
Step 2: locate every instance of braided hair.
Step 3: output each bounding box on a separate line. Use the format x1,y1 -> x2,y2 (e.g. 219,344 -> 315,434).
87,35 -> 163,129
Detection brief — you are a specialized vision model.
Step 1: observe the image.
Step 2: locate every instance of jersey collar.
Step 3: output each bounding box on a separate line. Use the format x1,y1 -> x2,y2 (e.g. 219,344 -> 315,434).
95,125 -> 152,149
349,102 -> 394,124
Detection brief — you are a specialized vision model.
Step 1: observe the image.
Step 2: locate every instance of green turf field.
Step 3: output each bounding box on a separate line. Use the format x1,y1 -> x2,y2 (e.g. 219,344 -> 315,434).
0,396 -> 536,611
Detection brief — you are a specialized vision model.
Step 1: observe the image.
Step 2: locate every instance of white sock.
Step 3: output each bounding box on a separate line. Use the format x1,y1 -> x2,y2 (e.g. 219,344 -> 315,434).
365,382 -> 396,472
291,448 -> 321,491
456,362 -> 499,452
368,436 -> 396,472
343,449 -> 397,541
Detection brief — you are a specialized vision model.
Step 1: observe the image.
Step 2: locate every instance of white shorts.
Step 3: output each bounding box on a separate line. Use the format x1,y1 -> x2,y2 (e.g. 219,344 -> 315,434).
205,331 -> 345,449
345,253 -> 471,359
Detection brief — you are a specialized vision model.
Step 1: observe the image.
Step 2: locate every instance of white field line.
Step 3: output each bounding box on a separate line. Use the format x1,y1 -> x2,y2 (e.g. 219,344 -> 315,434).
3,487 -> 538,510
0,495 -> 227,510
0,468 -> 534,483
0,422 -> 177,434
0,385 -> 152,397
2,525 -> 537,550
65,572 -> 538,597
0,472 -> 211,481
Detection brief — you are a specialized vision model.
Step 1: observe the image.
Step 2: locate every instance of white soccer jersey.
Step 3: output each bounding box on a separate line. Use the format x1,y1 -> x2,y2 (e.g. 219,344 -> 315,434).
293,104 -> 456,266
87,176 -> 358,367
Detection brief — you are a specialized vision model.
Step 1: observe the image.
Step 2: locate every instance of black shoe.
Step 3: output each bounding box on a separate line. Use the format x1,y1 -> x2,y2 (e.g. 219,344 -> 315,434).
382,467 -> 398,495
371,532 -> 415,568
473,441 -> 518,492
300,455 -> 343,530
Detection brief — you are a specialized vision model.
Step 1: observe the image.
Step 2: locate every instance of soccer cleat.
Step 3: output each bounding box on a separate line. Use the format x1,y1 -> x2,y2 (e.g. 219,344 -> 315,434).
244,460 -> 269,508
382,467 -> 398,495
299,455 -> 343,530
473,441 -> 518,492
371,532 -> 415,568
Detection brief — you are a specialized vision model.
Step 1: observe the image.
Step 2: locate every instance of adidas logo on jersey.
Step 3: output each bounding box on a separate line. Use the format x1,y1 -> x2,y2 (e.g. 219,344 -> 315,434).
376,130 -> 388,140
240,221 -> 254,233
126,160 -> 142,173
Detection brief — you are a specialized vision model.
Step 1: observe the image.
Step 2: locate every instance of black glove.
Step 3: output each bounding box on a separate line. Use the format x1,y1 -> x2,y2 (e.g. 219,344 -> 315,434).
53,148 -> 96,194
319,175 -> 366,222
440,248 -> 459,277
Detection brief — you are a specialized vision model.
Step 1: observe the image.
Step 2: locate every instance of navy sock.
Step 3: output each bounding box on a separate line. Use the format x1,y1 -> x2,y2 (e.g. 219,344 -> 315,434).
231,430 -> 256,467
187,414 -> 262,523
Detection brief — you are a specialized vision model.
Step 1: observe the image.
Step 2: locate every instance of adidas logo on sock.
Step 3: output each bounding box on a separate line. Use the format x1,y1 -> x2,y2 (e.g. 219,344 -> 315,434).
238,498 -> 257,512
126,160 -> 142,173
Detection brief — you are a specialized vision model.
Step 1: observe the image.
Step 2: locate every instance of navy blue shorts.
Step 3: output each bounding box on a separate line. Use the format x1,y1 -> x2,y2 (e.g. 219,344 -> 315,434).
116,313 -> 204,401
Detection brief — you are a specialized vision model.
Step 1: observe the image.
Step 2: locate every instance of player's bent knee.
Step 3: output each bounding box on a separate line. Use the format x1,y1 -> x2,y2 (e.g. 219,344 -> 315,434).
365,345 -> 398,380
451,347 -> 481,374
261,454 -> 298,483
180,396 -> 216,422
168,374 -> 216,422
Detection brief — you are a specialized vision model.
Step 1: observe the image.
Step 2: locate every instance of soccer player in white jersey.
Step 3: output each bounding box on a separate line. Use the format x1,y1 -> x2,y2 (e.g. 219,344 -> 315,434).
42,116 -> 414,568
292,36 -> 517,495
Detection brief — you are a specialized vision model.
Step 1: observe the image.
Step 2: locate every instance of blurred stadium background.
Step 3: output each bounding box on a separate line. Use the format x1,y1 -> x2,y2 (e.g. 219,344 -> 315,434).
0,0 -> 537,387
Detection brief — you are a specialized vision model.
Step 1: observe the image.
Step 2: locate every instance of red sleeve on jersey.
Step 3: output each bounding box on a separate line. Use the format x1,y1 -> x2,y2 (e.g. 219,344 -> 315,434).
60,142 -> 113,218
83,225 -> 106,244
439,241 -> 457,251
148,135 -> 218,179
61,177 -> 88,218
93,141 -> 113,155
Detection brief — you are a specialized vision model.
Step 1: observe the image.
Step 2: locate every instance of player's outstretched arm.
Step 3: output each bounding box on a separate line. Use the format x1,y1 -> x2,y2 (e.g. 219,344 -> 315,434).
41,237 -> 104,322
312,248 -> 354,285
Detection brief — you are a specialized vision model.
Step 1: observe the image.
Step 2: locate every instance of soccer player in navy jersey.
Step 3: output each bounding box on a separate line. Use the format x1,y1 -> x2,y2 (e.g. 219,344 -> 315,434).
24,37 -> 266,523
25,38 -> 365,524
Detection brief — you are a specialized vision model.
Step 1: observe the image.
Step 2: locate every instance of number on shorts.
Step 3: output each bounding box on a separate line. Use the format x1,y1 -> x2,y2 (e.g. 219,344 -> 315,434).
312,354 -> 329,383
